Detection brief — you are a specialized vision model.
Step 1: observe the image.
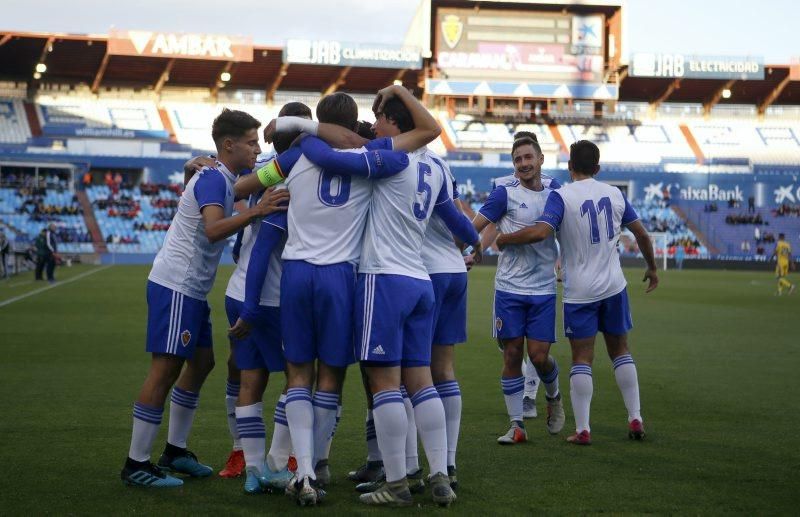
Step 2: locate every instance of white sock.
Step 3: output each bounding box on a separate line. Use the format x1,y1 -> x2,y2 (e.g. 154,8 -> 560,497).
372,390 -> 407,483
538,357 -> 561,399
129,402 -> 162,462
401,386 -> 419,474
167,387 -> 199,449
365,410 -> 381,462
235,402 -> 265,472
411,386 -> 448,477
501,376 -> 525,422
226,380 -> 241,450
267,394 -> 291,472
285,387 -> 315,479
613,354 -> 642,423
311,391 -> 339,466
570,364 -> 593,433
323,404 -> 342,460
435,380 -> 461,468
523,357 -> 540,399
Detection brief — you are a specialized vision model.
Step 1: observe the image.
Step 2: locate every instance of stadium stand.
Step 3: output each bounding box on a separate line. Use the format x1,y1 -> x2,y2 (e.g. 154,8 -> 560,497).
0,175 -> 93,253
0,98 -> 32,144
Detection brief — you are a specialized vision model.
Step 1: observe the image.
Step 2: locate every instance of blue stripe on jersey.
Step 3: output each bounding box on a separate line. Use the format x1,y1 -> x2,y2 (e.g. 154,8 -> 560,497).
478,185 -> 508,223
537,190 -> 565,230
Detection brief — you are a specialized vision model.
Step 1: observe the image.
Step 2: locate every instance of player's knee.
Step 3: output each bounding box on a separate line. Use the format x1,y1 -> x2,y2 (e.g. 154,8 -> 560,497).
530,352 -> 550,372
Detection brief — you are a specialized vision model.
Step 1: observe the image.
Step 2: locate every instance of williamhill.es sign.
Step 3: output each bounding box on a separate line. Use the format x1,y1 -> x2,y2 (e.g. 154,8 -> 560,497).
108,30 -> 253,62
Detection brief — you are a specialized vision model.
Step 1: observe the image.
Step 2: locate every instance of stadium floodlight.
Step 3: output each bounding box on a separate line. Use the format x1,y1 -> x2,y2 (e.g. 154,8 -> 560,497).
33,72 -> 42,80
393,80 -> 403,86
220,71 -> 231,82
35,63 -> 47,73
722,88 -> 732,99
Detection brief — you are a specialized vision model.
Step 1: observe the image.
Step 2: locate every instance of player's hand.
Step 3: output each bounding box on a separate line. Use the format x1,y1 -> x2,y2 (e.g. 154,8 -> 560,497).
229,318 -> 252,339
372,85 -> 403,114
184,156 -> 216,174
643,268 -> 659,293
263,119 -> 277,143
253,187 -> 290,217
471,241 -> 483,264
463,254 -> 474,272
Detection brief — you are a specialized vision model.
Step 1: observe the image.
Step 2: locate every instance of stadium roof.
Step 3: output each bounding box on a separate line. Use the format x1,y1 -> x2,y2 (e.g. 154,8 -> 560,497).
1,31 -> 799,108
0,32 -> 421,95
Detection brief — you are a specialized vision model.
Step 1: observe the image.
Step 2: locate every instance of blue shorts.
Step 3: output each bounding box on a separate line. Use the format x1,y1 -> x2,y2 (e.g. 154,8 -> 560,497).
355,273 -> 435,367
146,280 -> 212,359
493,290 -> 556,343
224,296 -> 285,373
280,260 -> 356,368
430,273 -> 468,345
563,288 -> 633,340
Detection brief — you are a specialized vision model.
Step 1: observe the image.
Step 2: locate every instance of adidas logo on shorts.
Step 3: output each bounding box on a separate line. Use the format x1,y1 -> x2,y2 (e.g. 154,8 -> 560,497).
520,203 -> 528,209
372,345 -> 386,355
565,326 -> 573,334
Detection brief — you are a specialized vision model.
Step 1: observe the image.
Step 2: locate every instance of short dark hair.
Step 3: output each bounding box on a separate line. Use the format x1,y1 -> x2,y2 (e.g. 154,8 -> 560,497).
569,140 -> 601,175
513,130 -> 538,143
316,92 -> 358,130
512,137 -> 542,156
779,233 -> 785,239
211,108 -> 261,145
379,98 -> 415,133
356,120 -> 376,140
274,102 -> 312,153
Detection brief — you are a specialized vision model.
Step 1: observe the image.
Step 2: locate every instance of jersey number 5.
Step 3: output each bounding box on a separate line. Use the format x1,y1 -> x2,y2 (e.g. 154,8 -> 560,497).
580,197 -> 614,244
318,170 -> 351,207
413,163 -> 432,220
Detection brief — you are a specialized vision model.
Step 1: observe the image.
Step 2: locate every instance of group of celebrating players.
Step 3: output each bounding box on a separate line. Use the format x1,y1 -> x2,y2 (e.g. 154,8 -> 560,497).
119,84 -> 659,508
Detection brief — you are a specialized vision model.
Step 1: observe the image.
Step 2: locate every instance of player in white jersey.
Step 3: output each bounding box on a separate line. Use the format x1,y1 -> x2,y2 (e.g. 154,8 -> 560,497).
473,137 -> 566,445
120,109 -> 289,487
355,86 -> 481,507
352,153 -> 471,496
485,131 -> 561,420
497,140 -> 658,445
237,91 -> 438,505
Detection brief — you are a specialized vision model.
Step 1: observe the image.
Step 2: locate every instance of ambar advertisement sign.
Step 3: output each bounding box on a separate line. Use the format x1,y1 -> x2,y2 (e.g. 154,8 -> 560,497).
108,30 -> 254,62
436,8 -> 605,83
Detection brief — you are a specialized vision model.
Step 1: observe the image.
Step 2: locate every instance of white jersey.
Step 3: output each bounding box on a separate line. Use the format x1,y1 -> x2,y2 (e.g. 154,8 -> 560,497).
225,183 -> 285,307
479,180 -> 558,295
360,147 -> 448,280
421,155 -> 467,275
282,152 -> 372,265
538,177 -> 639,303
148,163 -> 236,300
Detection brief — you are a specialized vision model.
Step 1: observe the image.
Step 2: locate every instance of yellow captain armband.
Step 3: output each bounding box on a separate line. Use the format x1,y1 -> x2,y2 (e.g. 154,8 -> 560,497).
256,160 -> 285,188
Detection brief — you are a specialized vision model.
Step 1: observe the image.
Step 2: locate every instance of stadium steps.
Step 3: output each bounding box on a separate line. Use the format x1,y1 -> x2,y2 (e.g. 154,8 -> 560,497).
671,204 -> 717,254
76,191 -> 107,253
158,107 -> 178,143
547,123 -> 568,155
678,124 -> 705,165
23,101 -> 42,137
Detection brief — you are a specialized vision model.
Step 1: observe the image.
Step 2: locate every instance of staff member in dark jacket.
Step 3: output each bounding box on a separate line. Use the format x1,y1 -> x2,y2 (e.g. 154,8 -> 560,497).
35,223 -> 58,282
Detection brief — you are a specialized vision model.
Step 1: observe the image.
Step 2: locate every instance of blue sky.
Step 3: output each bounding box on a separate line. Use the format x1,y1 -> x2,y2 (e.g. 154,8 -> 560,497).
3,0 -> 797,63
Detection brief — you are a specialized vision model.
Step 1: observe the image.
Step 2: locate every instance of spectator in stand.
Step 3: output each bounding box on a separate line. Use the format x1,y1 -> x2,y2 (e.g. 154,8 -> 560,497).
82,171 -> 92,189
755,226 -> 761,244
674,244 -> 685,270
748,196 -> 755,213
741,240 -> 751,254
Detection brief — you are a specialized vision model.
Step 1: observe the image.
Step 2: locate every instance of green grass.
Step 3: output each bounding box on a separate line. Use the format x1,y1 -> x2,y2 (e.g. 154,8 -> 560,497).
0,265 -> 797,514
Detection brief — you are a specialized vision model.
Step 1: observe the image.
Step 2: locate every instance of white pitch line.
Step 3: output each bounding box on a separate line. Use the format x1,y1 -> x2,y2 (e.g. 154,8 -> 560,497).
0,266 -> 111,308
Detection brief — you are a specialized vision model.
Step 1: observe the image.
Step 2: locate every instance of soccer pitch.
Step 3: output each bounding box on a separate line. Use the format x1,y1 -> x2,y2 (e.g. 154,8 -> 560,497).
0,265 -> 797,514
